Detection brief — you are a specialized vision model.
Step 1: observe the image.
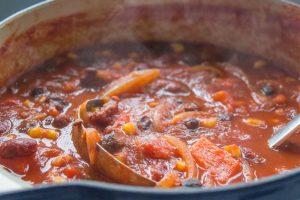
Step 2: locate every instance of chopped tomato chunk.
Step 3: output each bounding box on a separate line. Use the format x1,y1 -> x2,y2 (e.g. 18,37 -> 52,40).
191,137 -> 241,183
137,138 -> 177,160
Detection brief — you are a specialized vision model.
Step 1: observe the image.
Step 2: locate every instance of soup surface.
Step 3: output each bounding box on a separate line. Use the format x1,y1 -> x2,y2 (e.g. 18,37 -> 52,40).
0,42 -> 299,187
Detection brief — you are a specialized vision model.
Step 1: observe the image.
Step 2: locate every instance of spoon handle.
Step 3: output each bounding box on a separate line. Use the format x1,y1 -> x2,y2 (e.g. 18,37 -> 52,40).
268,114 -> 300,149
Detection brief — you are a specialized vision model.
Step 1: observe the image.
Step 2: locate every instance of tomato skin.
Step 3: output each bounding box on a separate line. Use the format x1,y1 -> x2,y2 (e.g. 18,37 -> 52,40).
138,138 -> 176,160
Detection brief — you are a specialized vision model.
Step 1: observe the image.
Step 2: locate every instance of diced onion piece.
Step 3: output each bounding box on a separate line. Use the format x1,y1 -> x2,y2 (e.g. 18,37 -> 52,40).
85,128 -> 101,165
189,65 -> 222,76
171,111 -> 202,124
102,69 -> 160,98
163,135 -> 197,178
242,160 -> 256,182
79,101 -> 90,124
152,103 -> 172,132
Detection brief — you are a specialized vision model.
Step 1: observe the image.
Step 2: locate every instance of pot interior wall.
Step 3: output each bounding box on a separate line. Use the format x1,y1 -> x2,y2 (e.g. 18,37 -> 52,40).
0,0 -> 299,88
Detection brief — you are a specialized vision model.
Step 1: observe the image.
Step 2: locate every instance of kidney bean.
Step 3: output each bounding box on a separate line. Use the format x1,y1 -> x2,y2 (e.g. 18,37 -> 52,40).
261,84 -> 275,96
30,87 -> 45,98
184,118 -> 199,129
0,138 -> 37,159
137,116 -> 152,130
52,114 -> 72,128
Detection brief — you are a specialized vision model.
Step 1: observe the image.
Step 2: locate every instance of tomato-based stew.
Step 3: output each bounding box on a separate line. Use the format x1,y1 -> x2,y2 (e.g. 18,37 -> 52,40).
0,42 -> 299,187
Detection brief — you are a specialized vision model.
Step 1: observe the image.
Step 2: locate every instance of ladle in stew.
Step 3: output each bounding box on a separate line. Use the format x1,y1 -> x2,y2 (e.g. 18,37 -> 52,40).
268,114 -> 300,149
72,100 -> 156,186
72,69 -> 160,186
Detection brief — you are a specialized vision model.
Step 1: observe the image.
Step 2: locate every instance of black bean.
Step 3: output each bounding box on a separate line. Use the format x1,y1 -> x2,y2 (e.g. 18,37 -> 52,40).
30,87 -> 44,98
182,178 -> 202,187
52,114 -> 72,128
43,116 -> 53,126
137,116 -> 152,130
182,54 -> 200,66
47,97 -> 69,111
241,147 -> 266,164
176,99 -> 184,105
218,114 -> 233,121
19,120 -> 40,133
99,132 -> 125,154
86,99 -> 104,112
184,118 -> 199,129
261,84 -> 275,96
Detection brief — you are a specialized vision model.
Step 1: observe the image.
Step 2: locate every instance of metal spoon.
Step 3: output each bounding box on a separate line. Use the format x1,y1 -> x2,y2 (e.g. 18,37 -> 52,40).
268,114 -> 300,149
72,99 -> 156,186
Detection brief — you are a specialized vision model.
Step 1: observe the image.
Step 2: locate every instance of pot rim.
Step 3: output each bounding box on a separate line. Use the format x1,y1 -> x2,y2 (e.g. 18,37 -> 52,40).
0,0 -> 299,194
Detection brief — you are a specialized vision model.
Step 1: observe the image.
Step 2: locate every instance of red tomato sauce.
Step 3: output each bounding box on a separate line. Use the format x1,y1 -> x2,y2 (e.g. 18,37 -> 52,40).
0,42 -> 299,187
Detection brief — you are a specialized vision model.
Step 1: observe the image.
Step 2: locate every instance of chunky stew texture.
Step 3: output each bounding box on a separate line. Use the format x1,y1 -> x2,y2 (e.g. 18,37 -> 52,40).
0,42 -> 299,187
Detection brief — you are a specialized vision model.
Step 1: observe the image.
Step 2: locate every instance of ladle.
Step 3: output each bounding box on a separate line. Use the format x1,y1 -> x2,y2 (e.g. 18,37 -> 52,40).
268,114 -> 300,149
72,69 -> 160,186
72,100 -> 156,186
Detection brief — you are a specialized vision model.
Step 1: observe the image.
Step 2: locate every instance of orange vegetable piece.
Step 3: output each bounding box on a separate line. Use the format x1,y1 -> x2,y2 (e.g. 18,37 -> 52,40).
48,107 -> 60,117
212,90 -> 230,102
171,111 -> 202,124
200,117 -> 218,128
102,69 -> 160,98
273,94 -> 287,104
42,149 -> 61,158
52,154 -> 74,167
85,128 -> 101,165
63,166 -> 81,178
224,144 -> 242,158
191,137 -> 241,184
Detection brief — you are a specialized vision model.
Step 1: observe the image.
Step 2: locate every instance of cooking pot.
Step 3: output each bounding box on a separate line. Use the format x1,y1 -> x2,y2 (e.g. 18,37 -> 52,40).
0,0 -> 300,199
